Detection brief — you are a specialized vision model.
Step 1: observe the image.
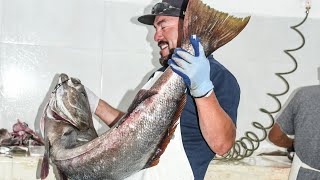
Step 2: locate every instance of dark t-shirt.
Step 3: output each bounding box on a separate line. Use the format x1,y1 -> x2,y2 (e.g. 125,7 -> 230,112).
155,56 -> 240,179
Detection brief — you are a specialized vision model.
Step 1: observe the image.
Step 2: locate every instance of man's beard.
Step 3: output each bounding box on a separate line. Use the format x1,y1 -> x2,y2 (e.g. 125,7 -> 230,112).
159,55 -> 170,67
159,49 -> 174,67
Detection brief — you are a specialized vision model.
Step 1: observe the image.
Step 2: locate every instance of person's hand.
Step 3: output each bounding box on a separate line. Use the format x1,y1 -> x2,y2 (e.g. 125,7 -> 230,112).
168,35 -> 214,98
287,140 -> 295,161
84,86 -> 100,114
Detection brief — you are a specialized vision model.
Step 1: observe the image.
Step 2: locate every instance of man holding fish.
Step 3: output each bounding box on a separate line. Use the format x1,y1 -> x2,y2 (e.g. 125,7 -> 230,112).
85,0 -> 243,179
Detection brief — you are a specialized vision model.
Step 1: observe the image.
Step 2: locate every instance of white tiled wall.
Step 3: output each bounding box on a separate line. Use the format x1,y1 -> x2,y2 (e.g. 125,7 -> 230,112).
0,0 -> 106,131
0,0 -> 319,153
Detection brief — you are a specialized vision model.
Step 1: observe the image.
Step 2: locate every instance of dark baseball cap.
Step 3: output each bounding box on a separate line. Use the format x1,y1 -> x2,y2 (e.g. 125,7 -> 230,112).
138,0 -> 188,25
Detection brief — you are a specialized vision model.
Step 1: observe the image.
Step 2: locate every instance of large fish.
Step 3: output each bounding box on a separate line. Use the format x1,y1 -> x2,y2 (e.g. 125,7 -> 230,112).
40,0 -> 250,179
41,70 -> 186,179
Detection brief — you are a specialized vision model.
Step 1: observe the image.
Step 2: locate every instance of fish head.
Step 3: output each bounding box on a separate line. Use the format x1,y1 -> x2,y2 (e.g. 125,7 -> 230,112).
49,73 -> 92,131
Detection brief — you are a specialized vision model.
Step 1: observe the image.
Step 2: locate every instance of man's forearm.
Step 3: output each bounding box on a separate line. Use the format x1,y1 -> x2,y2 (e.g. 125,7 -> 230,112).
268,123 -> 294,148
270,134 -> 294,148
95,99 -> 125,126
195,91 -> 236,155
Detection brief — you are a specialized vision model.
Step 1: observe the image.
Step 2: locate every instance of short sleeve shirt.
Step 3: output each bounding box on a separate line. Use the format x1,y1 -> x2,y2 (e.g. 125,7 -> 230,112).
276,85 -> 320,179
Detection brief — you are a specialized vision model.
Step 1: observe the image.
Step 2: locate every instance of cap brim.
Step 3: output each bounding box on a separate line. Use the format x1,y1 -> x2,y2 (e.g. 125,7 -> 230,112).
138,14 -> 156,25
138,9 -> 183,25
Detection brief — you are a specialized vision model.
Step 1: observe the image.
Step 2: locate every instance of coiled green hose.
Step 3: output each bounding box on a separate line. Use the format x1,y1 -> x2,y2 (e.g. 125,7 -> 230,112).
217,6 -> 310,161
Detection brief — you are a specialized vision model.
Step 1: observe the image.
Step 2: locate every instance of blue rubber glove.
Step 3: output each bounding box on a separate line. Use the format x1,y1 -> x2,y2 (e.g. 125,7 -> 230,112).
168,35 -> 214,98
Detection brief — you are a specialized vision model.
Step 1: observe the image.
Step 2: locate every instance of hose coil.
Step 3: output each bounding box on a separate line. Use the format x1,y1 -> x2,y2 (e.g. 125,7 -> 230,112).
218,7 -> 310,161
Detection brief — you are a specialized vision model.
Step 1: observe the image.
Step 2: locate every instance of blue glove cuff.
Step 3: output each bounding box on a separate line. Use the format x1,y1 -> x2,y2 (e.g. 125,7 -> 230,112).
190,80 -> 214,98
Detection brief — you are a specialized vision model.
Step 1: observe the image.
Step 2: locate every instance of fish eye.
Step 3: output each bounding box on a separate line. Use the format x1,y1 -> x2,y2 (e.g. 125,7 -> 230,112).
71,77 -> 81,84
62,129 -> 74,136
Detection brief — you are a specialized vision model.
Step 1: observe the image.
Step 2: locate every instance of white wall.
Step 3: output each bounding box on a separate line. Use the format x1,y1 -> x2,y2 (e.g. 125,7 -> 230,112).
0,0 -> 319,152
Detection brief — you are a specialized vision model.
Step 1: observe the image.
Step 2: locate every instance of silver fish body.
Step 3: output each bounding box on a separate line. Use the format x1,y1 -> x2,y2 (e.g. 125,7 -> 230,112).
43,70 -> 186,180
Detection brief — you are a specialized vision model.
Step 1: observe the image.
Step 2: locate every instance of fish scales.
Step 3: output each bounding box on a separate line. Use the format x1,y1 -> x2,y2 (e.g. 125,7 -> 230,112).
43,69 -> 186,180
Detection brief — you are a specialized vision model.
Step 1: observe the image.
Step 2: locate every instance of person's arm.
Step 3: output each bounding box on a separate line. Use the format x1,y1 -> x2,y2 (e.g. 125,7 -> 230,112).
168,35 -> 236,155
95,99 -> 125,127
195,91 -> 236,155
268,123 -> 294,148
268,90 -> 299,149
85,87 -> 124,127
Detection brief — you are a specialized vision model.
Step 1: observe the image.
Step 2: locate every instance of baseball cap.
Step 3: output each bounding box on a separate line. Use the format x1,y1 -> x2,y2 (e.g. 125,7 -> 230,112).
138,0 -> 188,25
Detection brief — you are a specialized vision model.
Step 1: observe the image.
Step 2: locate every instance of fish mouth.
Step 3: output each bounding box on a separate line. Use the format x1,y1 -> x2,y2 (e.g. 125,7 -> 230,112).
49,106 -> 90,134
48,107 -> 70,124
49,100 -> 89,131
50,73 -> 91,131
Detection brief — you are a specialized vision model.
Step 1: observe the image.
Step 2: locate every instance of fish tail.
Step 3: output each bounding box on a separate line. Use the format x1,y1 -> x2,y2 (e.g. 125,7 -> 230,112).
182,0 -> 250,56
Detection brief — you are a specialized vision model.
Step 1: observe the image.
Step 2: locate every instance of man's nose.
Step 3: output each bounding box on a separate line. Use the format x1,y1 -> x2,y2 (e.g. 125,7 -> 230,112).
154,30 -> 163,42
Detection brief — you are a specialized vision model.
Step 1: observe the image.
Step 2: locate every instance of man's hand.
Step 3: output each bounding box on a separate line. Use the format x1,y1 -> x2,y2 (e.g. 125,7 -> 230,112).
168,35 -> 214,98
84,86 -> 100,114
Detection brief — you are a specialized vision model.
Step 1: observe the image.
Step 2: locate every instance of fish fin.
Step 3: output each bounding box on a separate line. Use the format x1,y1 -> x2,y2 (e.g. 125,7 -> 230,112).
171,94 -> 187,125
40,125 -> 50,179
148,158 -> 160,168
112,115 -> 126,128
56,168 -> 68,180
183,0 -> 250,55
40,144 -> 50,179
40,104 -> 50,179
126,89 -> 158,116
40,153 -> 49,179
144,94 -> 187,168
147,122 -> 180,168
